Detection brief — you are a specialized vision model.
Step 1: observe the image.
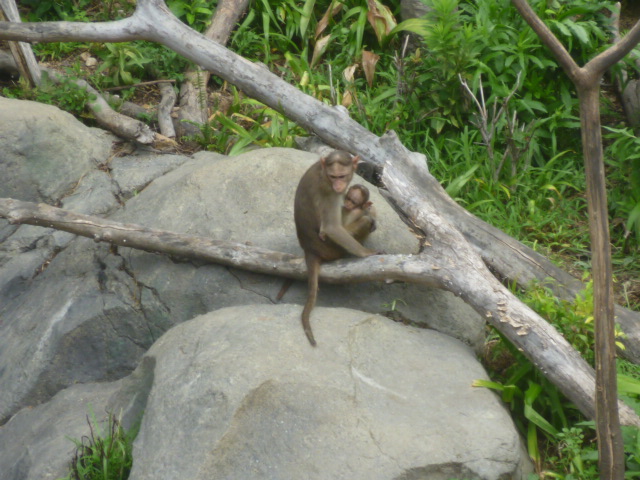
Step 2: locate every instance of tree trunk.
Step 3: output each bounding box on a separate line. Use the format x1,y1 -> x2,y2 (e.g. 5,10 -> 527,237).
579,82 -> 624,480
175,0 -> 250,138
510,0 -> 638,476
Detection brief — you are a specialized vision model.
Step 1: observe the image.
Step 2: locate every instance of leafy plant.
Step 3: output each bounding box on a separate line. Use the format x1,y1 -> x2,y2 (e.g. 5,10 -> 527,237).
2,70 -> 95,116
475,343 -> 574,469
604,125 -> 640,247
59,411 -> 137,480
95,43 -> 153,87
167,0 -> 215,30
192,87 -> 305,154
21,0 -> 94,21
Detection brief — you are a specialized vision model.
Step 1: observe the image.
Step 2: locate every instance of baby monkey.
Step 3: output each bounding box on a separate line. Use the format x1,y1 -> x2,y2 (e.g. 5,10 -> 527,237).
342,184 -> 377,241
319,184 -> 377,243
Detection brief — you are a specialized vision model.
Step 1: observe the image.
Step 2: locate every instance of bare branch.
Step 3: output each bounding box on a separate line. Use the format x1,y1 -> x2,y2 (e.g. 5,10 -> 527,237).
510,0 -> 581,82
43,68 -> 159,145
588,13 -> 640,78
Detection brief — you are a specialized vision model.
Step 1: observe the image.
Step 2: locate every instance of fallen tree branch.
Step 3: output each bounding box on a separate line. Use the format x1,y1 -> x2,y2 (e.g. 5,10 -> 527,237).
43,67 -> 161,145
158,81 -> 177,138
0,0 -> 40,85
1,193 -> 639,427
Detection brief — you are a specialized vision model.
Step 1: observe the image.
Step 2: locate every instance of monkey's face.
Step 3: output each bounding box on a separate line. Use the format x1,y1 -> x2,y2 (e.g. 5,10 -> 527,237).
344,190 -> 365,211
325,164 -> 353,194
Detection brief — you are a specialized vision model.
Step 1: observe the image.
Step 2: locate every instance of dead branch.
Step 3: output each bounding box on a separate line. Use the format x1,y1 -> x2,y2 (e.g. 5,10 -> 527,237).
0,187 -> 638,431
0,0 -> 40,85
176,0 -> 250,138
158,81 -> 177,138
42,67 -> 166,146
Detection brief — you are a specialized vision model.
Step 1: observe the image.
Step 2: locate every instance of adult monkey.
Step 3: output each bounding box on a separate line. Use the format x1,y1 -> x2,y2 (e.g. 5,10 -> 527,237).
275,187 -> 377,303
294,150 -> 378,346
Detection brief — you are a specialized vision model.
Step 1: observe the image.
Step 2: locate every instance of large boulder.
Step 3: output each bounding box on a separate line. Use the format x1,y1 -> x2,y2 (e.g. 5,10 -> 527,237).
0,305 -> 531,480
0,97 -> 113,203
0,98 -> 529,479
0,124 -> 484,423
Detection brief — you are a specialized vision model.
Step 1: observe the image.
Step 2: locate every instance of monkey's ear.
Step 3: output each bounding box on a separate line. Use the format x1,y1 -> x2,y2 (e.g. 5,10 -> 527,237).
320,156 -> 327,168
352,155 -> 360,167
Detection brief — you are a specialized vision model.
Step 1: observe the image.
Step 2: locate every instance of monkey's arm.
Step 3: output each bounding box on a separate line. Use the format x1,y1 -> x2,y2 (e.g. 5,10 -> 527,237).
323,223 -> 376,257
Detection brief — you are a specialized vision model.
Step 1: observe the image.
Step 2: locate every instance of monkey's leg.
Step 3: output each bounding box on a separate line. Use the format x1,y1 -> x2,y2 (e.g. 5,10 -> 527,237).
301,253 -> 321,346
275,278 -> 293,301
345,215 -> 375,243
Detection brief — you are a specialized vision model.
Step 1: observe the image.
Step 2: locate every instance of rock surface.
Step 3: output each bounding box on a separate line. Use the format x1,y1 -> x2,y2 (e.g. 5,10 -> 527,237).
0,99 -> 484,423
0,98 -> 530,479
0,306 -> 530,480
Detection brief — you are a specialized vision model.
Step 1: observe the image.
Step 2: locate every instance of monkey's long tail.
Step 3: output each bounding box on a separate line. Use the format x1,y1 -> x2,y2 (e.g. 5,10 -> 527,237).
275,278 -> 293,301
301,254 -> 320,347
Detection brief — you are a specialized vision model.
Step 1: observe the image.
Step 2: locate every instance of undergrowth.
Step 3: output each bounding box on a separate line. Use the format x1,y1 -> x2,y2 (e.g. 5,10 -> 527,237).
58,411 -> 137,480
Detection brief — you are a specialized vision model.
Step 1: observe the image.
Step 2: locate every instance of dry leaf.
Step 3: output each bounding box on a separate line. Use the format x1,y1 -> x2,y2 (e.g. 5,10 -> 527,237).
362,50 -> 380,87
343,64 -> 357,83
311,34 -> 332,69
315,0 -> 343,39
342,90 -> 353,108
366,0 -> 397,45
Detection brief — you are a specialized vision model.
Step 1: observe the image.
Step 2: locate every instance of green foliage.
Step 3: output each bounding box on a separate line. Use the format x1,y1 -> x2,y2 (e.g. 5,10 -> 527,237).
191,87 -> 306,154
604,126 -> 640,246
21,0 -> 94,21
231,0 -> 400,77
2,71 -> 94,116
477,335 -> 575,467
22,0 -> 132,22
479,281 -> 640,477
543,0 -> 613,60
95,43 -> 153,87
59,411 -> 136,480
167,0 -> 216,31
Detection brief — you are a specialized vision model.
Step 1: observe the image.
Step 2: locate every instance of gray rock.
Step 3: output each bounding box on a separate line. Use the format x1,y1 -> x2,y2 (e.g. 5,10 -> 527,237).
0,380 -> 123,480
0,97 -> 113,203
400,0 -> 432,21
128,305 -> 528,480
0,306 -> 530,480
0,99 -> 530,480
0,146 -> 484,423
109,151 -> 192,200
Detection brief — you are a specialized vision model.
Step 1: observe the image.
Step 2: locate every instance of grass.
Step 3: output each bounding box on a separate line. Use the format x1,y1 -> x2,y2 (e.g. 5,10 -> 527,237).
59,411 -> 137,480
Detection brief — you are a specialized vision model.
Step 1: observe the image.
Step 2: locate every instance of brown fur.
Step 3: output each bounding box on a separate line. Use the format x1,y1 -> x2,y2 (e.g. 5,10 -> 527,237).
294,152 -> 376,346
